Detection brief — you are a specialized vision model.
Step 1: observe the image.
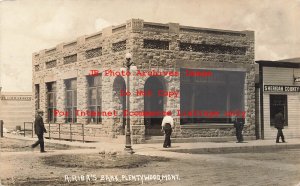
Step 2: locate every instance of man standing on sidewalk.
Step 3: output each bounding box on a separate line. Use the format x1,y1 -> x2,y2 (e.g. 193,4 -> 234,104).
275,111 -> 286,143
31,109 -> 47,152
233,116 -> 244,143
161,115 -> 174,148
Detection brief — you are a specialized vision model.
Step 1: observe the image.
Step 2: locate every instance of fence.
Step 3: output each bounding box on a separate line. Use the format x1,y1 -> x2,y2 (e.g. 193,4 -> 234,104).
23,122 -> 34,138
23,122 -> 85,143
0,120 -> 3,138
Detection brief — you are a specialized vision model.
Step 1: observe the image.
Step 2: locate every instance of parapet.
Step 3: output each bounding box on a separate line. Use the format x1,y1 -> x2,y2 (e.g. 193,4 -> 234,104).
33,18 -> 253,57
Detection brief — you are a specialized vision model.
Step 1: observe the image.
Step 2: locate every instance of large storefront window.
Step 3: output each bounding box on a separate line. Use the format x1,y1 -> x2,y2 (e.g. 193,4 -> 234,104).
270,94 -> 288,126
87,75 -> 102,124
46,82 -> 56,123
180,68 -> 245,124
65,79 -> 77,123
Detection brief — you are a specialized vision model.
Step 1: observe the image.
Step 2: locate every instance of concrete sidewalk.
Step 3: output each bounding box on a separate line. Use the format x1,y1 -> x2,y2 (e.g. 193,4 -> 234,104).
3,133 -> 300,155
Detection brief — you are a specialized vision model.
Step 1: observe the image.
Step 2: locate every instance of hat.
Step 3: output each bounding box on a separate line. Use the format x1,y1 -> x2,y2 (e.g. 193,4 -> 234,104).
37,109 -> 44,113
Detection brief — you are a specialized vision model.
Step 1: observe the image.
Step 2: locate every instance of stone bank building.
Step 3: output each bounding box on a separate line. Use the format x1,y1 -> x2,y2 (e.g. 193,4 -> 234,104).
32,19 -> 255,143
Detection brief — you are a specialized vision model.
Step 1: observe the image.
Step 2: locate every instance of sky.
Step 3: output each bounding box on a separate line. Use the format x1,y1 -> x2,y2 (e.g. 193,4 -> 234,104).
0,0 -> 299,92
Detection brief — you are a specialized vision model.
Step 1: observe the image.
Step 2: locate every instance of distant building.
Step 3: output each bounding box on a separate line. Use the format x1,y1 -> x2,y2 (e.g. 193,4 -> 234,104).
256,58 -> 300,139
0,92 -> 33,130
32,19 -> 255,143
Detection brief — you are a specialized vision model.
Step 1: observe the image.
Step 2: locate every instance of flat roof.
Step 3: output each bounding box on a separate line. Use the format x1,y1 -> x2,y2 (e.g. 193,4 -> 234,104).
34,18 -> 253,55
256,58 -> 300,68
278,57 -> 300,63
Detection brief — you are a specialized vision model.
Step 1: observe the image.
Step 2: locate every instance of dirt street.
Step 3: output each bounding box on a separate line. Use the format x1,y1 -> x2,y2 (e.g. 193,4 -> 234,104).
1,138 -> 300,186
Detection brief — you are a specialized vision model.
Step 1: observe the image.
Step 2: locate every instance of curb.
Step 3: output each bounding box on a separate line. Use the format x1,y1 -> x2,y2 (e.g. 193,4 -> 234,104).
167,143 -> 300,154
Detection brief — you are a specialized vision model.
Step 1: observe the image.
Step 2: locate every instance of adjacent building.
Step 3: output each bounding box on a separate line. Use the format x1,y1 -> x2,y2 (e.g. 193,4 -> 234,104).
256,58 -> 300,139
32,19 -> 255,143
0,92 -> 33,130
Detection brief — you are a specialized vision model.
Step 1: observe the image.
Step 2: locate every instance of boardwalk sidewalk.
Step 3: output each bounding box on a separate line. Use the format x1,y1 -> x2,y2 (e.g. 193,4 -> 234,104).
3,133 -> 300,155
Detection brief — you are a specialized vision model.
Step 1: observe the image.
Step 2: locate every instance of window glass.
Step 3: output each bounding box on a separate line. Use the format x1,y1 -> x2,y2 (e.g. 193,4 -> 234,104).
87,76 -> 102,124
65,79 -> 77,123
180,69 -> 245,124
46,82 -> 57,123
270,95 -> 288,126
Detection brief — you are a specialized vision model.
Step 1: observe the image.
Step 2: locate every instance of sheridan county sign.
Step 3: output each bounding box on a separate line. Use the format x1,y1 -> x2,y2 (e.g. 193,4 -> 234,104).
264,85 -> 300,92
0,96 -> 31,101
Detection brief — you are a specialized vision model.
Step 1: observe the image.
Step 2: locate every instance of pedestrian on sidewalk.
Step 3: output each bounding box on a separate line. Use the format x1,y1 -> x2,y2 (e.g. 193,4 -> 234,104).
274,111 -> 286,143
31,109 -> 47,152
233,116 -> 244,143
161,115 -> 174,148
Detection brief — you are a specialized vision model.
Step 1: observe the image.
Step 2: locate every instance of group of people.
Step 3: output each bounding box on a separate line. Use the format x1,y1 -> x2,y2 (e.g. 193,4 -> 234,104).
160,115 -> 247,147
232,110 -> 286,143
160,115 -> 248,146
161,111 -> 286,147
31,110 -> 286,152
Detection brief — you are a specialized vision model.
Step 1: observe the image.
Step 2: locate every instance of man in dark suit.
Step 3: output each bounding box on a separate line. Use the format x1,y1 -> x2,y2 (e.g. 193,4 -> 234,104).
274,111 -> 286,143
31,109 -> 47,152
233,116 -> 245,143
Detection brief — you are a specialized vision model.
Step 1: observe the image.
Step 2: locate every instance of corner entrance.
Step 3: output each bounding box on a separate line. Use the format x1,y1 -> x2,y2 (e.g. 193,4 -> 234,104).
113,76 -> 126,135
144,76 -> 165,136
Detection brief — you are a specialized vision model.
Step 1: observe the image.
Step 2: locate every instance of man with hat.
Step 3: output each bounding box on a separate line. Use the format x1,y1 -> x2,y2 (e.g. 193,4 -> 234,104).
31,109 -> 47,152
274,110 -> 286,143
232,116 -> 245,143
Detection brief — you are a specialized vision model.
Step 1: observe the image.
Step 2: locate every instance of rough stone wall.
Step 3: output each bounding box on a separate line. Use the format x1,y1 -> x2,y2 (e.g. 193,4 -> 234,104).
76,73 -> 88,124
32,19 -> 255,143
32,21 -> 136,141
56,79 -> 65,123
131,20 -> 255,139
181,128 -> 235,137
